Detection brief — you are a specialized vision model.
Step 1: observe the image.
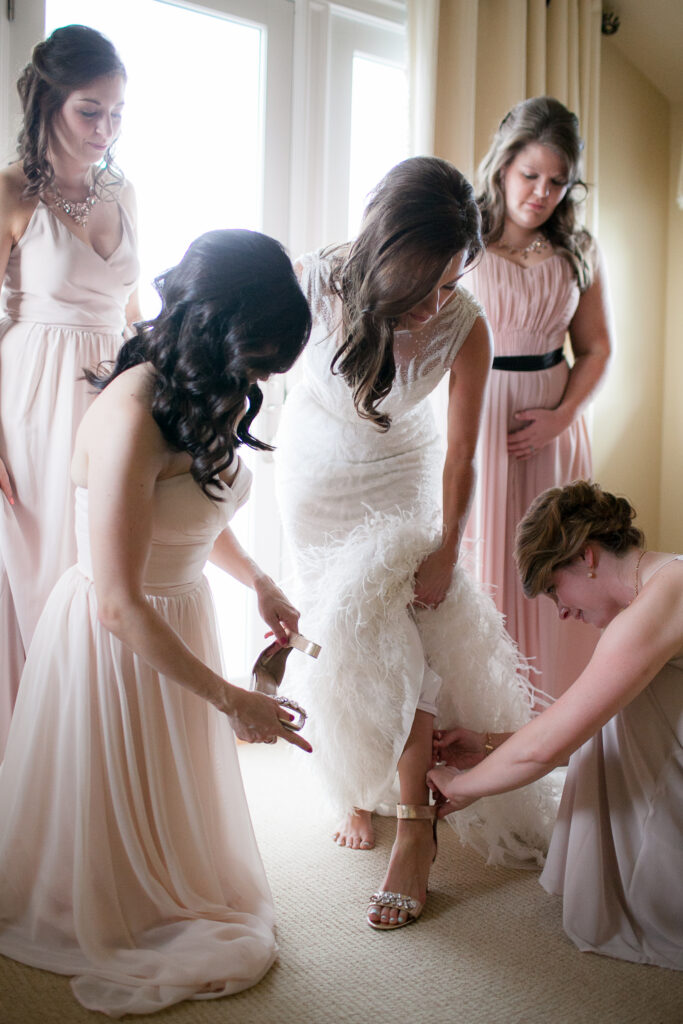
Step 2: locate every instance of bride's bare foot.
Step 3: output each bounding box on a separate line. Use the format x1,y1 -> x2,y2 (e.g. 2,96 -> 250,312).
367,817 -> 436,928
332,808 -> 375,850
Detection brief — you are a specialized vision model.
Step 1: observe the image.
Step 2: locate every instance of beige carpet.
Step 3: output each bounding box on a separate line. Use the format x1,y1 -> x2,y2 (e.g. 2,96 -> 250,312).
1,740 -> 681,1024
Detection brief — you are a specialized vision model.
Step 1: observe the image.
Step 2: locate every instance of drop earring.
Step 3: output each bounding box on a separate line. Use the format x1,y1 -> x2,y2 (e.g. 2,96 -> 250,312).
587,570 -> 596,579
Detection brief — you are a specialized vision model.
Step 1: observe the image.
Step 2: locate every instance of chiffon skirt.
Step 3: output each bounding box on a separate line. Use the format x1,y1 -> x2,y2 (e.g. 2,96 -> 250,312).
540,663 -> 683,970
0,567 -> 276,1016
0,318 -> 122,753
465,358 -> 597,698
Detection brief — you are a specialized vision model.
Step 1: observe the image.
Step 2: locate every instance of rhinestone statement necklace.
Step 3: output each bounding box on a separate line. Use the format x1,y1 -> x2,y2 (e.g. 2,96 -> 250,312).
50,184 -> 99,227
496,233 -> 549,260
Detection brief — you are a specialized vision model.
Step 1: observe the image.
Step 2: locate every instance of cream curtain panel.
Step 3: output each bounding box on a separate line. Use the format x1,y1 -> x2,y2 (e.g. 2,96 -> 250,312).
408,0 -> 441,155
434,0 -> 602,228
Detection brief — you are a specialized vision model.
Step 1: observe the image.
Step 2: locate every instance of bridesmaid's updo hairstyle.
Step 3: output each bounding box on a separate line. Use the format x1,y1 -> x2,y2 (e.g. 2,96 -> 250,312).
477,96 -> 594,290
85,229 -> 311,499
330,156 -> 482,432
16,24 -> 126,199
515,480 -> 644,598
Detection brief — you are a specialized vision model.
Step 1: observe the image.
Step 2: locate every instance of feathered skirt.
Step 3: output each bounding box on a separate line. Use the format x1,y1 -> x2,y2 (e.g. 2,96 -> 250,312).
282,513 -> 560,869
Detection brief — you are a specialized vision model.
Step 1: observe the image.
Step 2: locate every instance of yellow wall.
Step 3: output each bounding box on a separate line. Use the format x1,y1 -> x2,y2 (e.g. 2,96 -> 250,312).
659,102 -> 683,550
434,26 -> 676,550
593,41 -> 670,547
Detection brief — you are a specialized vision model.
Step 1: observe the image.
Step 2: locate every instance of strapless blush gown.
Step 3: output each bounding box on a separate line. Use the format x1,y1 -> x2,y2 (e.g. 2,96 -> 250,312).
0,200 -> 138,753
0,466 -> 277,1016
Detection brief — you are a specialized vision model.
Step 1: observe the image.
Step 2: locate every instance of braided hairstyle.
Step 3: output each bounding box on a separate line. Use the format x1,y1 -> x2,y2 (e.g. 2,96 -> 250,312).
515,480 -> 644,598
16,24 -> 126,199
85,229 -> 312,499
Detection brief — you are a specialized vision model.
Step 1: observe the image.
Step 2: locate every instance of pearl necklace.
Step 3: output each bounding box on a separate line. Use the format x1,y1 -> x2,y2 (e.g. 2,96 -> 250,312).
49,184 -> 99,227
496,234 -> 549,260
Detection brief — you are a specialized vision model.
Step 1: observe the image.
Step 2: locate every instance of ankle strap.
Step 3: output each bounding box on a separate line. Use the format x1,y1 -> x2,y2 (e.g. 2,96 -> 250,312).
287,631 -> 321,659
396,804 -> 436,820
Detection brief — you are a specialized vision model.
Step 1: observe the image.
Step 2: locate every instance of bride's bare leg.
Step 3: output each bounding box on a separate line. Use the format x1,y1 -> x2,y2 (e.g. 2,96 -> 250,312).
367,709 -> 435,927
333,808 -> 375,850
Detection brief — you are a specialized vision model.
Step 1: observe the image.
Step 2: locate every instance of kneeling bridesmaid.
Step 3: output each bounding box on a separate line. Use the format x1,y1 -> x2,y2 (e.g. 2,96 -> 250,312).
430,480 -> 683,971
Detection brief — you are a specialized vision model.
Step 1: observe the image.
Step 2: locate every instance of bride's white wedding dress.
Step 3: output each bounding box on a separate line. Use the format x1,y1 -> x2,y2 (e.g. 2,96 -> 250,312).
275,249 -> 559,868
0,464 -> 276,1017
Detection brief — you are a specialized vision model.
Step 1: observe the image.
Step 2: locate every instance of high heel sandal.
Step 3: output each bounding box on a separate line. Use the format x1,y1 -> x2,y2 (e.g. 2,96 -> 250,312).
367,803 -> 438,931
250,631 -> 320,732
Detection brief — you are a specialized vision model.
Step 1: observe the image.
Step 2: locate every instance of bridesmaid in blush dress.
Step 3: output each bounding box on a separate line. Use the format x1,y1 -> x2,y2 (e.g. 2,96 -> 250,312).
432,481 -> 683,971
464,97 -> 614,699
0,26 -> 139,753
0,229 -> 313,1015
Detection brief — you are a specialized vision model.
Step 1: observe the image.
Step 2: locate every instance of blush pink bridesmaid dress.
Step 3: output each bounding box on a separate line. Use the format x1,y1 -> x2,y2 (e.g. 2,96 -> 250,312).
0,465 -> 277,1014
0,199 -> 138,753
465,250 -> 597,699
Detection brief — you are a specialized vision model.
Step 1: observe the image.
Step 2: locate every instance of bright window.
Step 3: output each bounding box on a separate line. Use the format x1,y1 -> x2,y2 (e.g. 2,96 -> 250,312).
4,0 -> 408,681
44,0 -> 288,680
46,0 -> 266,314
348,52 -> 409,237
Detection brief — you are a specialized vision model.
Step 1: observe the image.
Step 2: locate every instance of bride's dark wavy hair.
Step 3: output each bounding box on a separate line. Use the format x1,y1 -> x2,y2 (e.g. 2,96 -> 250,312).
16,24 -> 126,199
330,156 -> 482,431
85,229 -> 311,498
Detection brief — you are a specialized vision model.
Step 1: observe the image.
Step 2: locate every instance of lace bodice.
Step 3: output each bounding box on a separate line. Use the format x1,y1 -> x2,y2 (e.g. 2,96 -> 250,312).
296,248 -> 482,425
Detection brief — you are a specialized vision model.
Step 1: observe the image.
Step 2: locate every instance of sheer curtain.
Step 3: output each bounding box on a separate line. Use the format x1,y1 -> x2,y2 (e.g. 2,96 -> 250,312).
434,0 -> 602,228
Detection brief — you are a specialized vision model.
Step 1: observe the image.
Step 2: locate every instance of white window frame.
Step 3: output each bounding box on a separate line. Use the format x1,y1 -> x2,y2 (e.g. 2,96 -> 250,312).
288,0 -> 406,255
0,0 -> 407,678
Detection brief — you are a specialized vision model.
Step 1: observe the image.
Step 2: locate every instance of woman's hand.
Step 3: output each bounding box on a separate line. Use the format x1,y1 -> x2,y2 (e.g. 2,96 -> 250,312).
427,764 -> 474,817
0,455 -> 14,505
433,727 -> 487,769
253,576 -> 300,644
413,545 -> 456,609
507,407 -> 571,461
223,685 -> 312,752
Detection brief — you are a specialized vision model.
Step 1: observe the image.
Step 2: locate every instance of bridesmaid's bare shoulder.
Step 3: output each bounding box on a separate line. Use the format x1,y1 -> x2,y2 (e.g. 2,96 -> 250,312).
0,162 -> 39,244
74,364 -> 174,486
86,363 -> 156,425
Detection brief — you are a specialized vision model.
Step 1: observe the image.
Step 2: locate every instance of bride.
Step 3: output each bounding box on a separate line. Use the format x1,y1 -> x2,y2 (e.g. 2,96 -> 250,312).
275,157 -> 553,930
